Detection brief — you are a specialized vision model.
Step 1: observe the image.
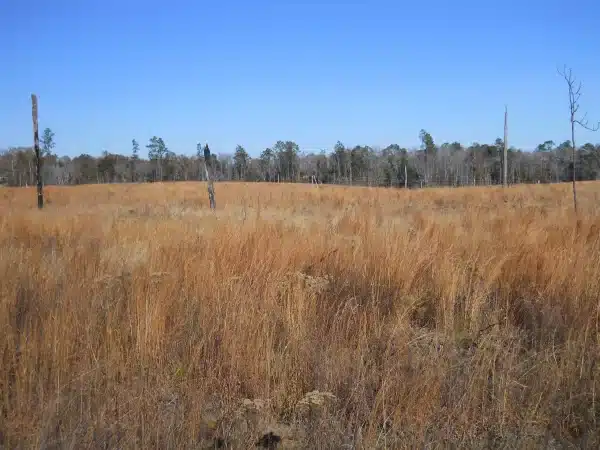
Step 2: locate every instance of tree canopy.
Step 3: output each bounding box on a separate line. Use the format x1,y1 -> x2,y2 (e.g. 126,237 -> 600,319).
2,129 -> 600,187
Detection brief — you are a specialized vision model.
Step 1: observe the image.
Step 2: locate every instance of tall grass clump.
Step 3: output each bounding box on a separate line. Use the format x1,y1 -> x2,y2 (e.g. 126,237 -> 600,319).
1,181 -> 600,448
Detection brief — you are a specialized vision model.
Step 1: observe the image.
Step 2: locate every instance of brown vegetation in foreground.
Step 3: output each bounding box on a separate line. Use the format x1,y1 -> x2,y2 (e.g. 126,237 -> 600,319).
2,182 -> 600,449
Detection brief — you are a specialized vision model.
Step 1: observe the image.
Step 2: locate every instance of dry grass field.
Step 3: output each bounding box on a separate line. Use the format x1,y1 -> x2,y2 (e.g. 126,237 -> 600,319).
2,181 -> 600,449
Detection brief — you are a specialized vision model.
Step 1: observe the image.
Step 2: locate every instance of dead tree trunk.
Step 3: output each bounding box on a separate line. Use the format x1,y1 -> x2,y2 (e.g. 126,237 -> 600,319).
503,105 -> 508,187
203,144 -> 216,210
31,94 -> 43,209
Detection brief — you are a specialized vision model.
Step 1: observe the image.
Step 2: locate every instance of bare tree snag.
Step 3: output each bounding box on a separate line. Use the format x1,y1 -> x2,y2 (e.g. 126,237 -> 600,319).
558,65 -> 600,214
503,105 -> 508,187
203,143 -> 216,210
31,94 -> 43,209
404,164 -> 408,189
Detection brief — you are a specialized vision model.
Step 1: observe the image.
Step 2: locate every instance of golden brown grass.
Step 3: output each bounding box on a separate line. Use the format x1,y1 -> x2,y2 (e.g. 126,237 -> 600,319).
2,181 -> 600,448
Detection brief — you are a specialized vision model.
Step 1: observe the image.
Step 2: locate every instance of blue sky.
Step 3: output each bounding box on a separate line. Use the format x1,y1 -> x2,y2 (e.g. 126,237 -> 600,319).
1,0 -> 600,158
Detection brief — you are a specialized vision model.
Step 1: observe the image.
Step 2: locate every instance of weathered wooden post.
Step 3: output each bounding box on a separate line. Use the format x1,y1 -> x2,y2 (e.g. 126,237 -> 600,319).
31,94 -> 43,209
203,144 -> 216,210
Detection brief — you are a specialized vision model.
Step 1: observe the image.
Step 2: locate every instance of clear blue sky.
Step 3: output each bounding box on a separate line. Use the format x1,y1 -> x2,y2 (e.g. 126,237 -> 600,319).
1,0 -> 600,158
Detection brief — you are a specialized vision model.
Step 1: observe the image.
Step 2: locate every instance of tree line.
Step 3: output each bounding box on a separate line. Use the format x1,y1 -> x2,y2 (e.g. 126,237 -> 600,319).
1,129 -> 600,188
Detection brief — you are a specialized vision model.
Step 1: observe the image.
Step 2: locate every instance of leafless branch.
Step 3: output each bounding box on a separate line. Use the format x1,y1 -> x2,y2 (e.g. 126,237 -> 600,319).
557,65 -> 599,129
575,115 -> 600,132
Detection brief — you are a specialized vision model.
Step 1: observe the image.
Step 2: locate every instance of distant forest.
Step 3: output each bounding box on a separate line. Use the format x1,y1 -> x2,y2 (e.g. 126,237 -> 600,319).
2,129 -> 600,187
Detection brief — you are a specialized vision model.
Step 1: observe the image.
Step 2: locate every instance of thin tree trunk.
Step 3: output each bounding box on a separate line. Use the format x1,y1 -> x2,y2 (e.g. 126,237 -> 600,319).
31,94 -> 43,209
571,117 -> 577,214
204,162 -> 216,210
503,105 -> 508,187
203,145 -> 216,210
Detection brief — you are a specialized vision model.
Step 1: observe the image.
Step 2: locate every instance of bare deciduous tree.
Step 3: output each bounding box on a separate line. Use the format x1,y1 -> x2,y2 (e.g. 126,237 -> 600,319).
558,65 -> 599,214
